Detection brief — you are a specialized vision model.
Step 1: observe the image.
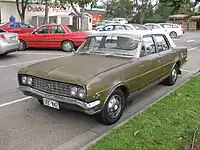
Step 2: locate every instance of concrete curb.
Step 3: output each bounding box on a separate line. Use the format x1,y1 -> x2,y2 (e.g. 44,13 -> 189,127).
80,70 -> 200,150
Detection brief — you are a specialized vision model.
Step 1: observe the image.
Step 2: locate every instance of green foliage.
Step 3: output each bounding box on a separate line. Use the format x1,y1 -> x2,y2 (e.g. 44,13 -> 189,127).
58,0 -> 95,7
104,0 -> 133,18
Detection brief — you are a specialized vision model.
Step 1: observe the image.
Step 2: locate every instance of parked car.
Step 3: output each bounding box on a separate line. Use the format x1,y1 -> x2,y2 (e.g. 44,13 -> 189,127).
144,23 -> 184,38
17,30 -> 188,125
0,28 -> 19,56
159,23 -> 185,35
18,24 -> 90,52
96,23 -> 148,31
111,18 -> 128,24
0,22 -> 36,34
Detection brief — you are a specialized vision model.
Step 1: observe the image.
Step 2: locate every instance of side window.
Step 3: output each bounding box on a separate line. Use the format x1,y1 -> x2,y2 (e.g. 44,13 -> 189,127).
10,23 -> 20,28
50,25 -> 65,34
172,25 -> 179,28
125,25 -> 133,30
145,25 -> 153,29
103,25 -> 114,31
140,36 -> 156,57
115,25 -> 126,30
36,26 -> 49,34
153,25 -> 160,29
154,35 -> 170,52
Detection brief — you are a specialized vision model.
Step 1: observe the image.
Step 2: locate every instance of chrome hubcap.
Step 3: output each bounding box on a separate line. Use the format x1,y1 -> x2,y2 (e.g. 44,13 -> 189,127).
107,94 -> 122,119
19,42 -> 24,50
172,68 -> 177,82
170,32 -> 177,38
63,42 -> 72,51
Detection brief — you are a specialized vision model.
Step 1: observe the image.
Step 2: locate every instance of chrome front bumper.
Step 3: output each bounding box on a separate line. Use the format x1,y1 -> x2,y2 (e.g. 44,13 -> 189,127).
18,85 -> 101,115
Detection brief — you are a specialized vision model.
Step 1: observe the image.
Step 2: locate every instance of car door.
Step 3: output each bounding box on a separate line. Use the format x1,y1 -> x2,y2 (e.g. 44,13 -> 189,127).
138,35 -> 162,89
25,26 -> 50,48
153,34 -> 176,77
49,25 -> 66,48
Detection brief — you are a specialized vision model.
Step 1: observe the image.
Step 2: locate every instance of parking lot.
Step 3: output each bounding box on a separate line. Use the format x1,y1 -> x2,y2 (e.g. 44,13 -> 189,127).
1,31 -> 200,150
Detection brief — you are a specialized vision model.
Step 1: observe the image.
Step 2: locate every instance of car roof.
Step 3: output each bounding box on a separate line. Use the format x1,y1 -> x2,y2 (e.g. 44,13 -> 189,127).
88,30 -> 167,38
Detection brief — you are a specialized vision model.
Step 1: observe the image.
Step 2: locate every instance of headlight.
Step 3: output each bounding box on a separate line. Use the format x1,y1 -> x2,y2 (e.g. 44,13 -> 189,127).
78,88 -> 86,99
27,77 -> 32,85
70,86 -> 78,96
21,76 -> 27,84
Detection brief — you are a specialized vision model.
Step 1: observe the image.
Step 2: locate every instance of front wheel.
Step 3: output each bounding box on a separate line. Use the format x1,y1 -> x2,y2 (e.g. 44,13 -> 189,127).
169,31 -> 177,38
61,41 -> 74,52
97,89 -> 125,125
163,64 -> 178,86
19,40 -> 26,51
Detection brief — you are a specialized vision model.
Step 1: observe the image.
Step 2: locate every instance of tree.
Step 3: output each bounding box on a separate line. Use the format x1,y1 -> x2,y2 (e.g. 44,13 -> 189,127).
16,0 -> 29,23
58,0 -> 96,31
159,0 -> 193,14
102,0 -> 133,18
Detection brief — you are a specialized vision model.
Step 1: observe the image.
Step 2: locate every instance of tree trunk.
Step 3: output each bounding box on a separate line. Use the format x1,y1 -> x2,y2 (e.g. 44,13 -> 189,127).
43,0 -> 48,24
80,7 -> 85,31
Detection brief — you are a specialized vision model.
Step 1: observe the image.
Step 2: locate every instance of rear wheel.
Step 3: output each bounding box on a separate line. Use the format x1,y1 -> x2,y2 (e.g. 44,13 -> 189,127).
19,40 -> 26,51
61,41 -> 74,52
169,31 -> 177,38
163,64 -> 178,86
97,89 -> 125,125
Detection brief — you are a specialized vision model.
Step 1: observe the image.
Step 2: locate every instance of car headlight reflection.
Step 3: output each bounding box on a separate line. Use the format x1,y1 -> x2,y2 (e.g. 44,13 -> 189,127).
70,86 -> 86,99
21,76 -> 27,84
78,88 -> 86,99
27,77 -> 33,85
70,86 -> 78,96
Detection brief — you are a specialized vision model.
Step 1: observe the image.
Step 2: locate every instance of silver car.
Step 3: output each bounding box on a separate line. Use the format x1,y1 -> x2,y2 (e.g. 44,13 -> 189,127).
0,28 -> 19,55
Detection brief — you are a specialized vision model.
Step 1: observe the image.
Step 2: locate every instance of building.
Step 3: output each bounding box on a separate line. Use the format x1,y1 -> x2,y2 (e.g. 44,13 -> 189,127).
0,0 -> 92,30
86,8 -> 106,25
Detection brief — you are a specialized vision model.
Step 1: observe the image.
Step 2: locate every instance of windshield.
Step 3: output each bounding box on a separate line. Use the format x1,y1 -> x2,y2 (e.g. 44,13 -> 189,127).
76,35 -> 140,57
67,25 -> 79,32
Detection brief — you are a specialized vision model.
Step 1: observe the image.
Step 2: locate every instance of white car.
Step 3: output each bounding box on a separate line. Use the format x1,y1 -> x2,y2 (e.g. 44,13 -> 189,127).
111,18 -> 128,24
96,23 -> 148,31
144,23 -> 184,38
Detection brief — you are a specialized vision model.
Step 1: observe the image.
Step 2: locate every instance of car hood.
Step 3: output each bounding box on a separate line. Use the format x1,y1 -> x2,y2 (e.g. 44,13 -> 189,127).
20,54 -> 131,86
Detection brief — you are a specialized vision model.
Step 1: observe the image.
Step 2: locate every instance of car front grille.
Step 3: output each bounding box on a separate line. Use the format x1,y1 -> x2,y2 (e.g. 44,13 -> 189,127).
32,77 -> 71,97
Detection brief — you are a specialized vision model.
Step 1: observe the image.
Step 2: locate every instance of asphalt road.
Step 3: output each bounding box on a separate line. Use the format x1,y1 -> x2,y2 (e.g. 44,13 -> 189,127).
1,31 -> 200,150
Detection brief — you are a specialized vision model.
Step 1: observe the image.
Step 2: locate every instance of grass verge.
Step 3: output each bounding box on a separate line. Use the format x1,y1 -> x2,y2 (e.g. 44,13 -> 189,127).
90,75 -> 200,150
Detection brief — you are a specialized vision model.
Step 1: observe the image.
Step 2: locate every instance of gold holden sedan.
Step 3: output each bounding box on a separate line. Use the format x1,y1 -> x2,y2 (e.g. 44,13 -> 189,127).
17,30 -> 188,125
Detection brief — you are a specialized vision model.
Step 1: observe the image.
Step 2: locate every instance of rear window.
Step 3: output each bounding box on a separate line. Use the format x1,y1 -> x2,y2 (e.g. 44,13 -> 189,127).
66,25 -> 79,32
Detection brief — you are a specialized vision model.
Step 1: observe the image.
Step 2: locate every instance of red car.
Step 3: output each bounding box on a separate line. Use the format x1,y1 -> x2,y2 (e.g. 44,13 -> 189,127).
0,22 -> 36,34
18,24 -> 89,52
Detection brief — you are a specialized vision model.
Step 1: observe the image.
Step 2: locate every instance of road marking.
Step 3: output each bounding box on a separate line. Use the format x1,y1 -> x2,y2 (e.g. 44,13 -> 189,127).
188,46 -> 200,51
181,69 -> 194,73
16,52 -> 66,56
0,55 -> 67,68
0,96 -> 32,108
186,40 -> 195,43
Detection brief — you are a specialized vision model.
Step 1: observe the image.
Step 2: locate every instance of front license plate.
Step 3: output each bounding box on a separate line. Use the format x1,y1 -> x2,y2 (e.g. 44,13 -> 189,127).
43,98 -> 60,109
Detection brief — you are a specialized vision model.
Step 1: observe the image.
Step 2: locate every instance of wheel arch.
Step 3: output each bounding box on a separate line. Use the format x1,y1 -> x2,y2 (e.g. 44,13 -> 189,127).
101,83 -> 129,109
